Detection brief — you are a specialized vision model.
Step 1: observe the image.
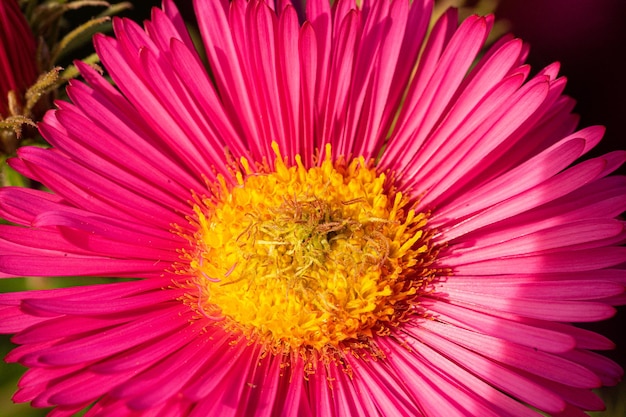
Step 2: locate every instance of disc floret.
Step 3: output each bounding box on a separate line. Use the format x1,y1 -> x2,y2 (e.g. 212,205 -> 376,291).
185,144 -> 436,354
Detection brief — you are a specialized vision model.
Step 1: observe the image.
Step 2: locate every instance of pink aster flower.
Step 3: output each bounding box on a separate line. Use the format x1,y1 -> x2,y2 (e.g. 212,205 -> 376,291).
0,0 -> 38,117
1,0 -> 625,416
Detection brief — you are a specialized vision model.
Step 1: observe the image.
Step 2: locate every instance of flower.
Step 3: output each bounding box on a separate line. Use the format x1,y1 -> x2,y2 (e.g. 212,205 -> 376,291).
0,0 -> 39,148
1,0 -> 625,415
0,0 -> 38,119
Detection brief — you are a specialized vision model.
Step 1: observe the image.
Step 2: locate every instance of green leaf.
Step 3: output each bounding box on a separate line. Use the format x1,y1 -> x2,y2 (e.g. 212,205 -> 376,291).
1,156 -> 27,187
51,17 -> 111,62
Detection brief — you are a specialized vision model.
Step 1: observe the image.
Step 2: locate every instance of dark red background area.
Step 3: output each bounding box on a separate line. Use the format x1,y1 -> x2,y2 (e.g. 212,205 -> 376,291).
496,0 -> 626,174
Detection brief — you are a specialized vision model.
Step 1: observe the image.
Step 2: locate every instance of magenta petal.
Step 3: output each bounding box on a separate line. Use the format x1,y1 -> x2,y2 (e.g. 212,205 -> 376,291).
0,306 -> 49,333
443,219 -> 624,265
439,277 -> 624,301
21,288 -> 185,315
435,288 -> 616,322
46,402 -> 94,417
451,245 -> 626,275
404,325 -> 567,413
90,320 -> 208,374
182,336 -> 250,402
0,255 -> 168,278
559,349 -> 624,386
379,337 -> 541,417
122,338 -> 219,410
347,356 -> 422,416
418,319 -> 601,388
13,315 -> 132,345
427,300 -> 576,353
434,137 -> 587,224
34,370 -> 137,407
21,306 -> 189,366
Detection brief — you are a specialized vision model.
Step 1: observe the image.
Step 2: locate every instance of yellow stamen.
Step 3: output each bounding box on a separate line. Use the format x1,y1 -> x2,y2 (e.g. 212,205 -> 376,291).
183,144 -> 437,354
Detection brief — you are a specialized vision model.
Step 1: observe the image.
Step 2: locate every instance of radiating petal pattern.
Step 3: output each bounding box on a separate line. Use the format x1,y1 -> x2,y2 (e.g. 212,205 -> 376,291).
0,0 -> 623,416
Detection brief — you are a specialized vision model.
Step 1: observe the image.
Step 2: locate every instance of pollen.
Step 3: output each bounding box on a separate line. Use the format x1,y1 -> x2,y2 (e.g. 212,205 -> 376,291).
183,144 -> 437,354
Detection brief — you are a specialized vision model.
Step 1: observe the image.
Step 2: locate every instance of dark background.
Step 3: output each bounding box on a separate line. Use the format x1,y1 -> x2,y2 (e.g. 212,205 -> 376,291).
497,0 -> 626,174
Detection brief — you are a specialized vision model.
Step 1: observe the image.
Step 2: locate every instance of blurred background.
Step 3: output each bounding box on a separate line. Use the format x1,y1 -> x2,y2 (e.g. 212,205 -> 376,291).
496,1 -> 626,415
1,0 -> 625,415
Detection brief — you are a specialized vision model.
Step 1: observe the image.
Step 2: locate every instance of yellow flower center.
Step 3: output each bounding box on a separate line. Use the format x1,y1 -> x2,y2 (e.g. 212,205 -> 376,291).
184,144 -> 436,354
